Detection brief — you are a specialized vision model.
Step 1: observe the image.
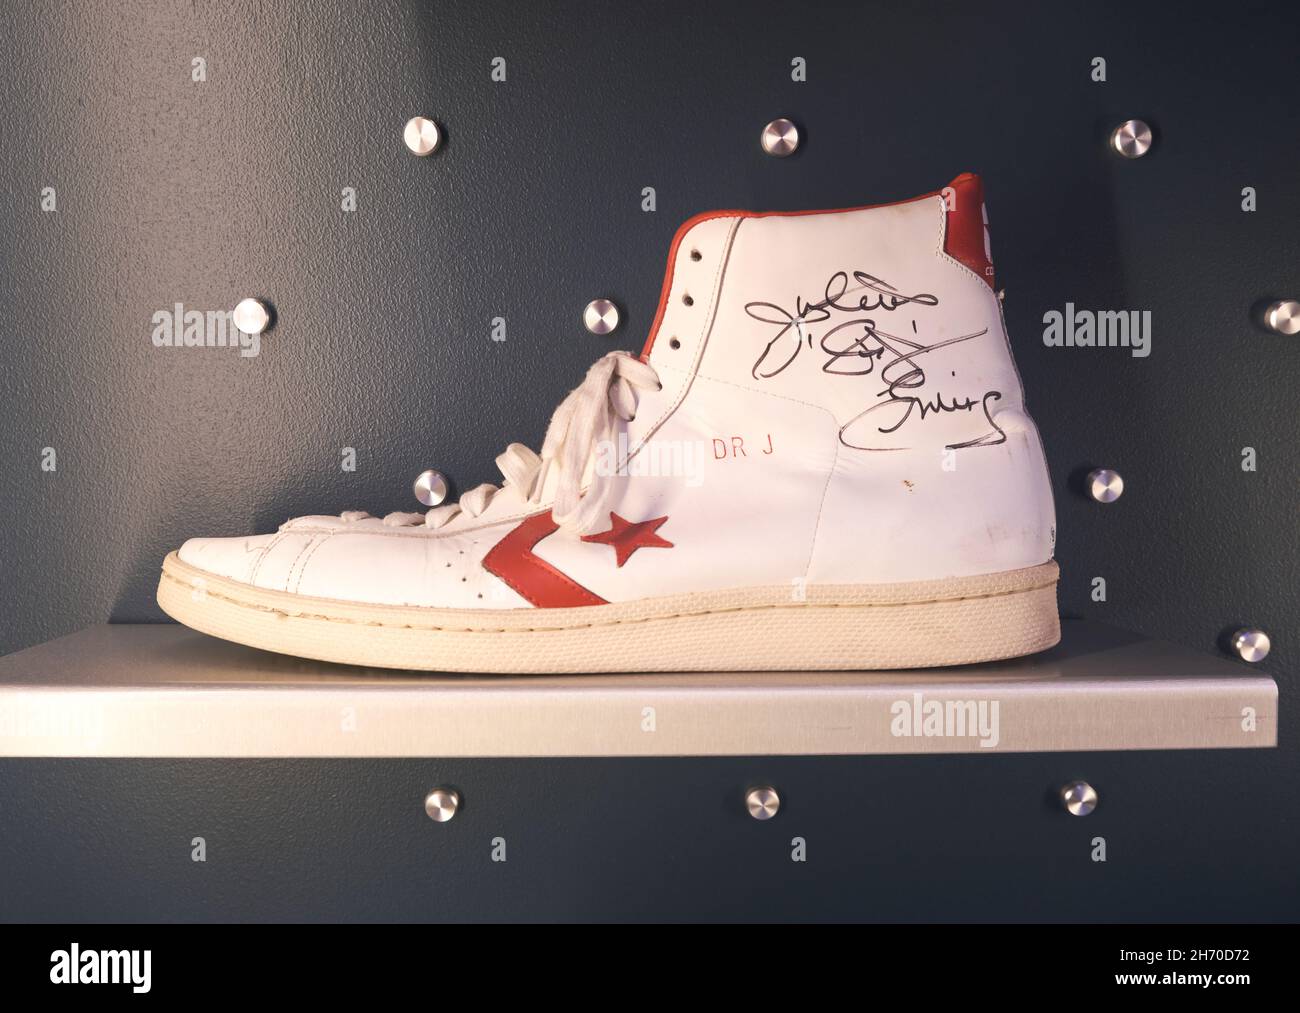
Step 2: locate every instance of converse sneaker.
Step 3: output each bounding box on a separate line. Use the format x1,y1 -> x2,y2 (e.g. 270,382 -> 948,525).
158,173 -> 1059,672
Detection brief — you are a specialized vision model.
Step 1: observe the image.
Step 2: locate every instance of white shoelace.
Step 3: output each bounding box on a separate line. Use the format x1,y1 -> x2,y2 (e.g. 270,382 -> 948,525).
373,351 -> 661,535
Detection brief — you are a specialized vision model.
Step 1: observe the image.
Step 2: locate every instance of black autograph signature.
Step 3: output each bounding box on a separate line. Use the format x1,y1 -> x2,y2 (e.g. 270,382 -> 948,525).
836,323 -> 1006,451
745,270 -> 938,380
744,270 -> 1006,451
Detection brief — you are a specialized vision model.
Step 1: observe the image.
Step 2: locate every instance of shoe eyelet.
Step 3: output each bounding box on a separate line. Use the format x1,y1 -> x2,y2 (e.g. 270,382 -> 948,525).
682,294 -> 694,306
689,249 -> 701,261
669,338 -> 681,350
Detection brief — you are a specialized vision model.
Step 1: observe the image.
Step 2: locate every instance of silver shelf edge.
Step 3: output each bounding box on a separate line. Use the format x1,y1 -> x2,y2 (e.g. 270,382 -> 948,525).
0,622 -> 1280,758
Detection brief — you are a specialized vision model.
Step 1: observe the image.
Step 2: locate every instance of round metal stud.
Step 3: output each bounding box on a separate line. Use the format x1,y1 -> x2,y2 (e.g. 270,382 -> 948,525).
1231,628 -> 1271,663
412,469 -> 449,507
583,298 -> 620,335
1264,300 -> 1300,335
232,298 -> 270,334
745,786 -> 780,821
1087,467 -> 1124,504
761,118 -> 800,157
1060,780 -> 1098,816
424,787 -> 460,822
403,116 -> 442,156
1110,119 -> 1152,159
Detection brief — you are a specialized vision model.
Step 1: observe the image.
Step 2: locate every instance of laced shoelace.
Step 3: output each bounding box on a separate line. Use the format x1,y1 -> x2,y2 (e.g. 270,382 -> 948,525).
369,351 -> 662,536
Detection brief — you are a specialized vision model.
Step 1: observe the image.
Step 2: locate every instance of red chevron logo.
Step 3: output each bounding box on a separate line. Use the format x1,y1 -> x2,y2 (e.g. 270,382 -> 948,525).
482,510 -> 607,608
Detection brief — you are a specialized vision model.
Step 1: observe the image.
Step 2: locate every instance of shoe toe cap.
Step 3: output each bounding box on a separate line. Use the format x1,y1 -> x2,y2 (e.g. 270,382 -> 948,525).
177,534 -> 279,584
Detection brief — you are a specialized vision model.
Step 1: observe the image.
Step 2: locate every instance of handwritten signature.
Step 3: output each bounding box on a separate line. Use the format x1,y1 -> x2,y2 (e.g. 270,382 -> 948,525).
743,270 -> 1005,451
745,270 -> 938,379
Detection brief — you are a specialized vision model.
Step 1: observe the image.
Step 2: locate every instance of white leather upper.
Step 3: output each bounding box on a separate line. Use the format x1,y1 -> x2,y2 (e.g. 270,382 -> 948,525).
178,516 -> 531,608
178,186 -> 1055,608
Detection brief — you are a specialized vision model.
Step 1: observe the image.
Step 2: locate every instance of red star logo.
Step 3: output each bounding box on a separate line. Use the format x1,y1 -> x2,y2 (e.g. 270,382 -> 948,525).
580,512 -> 674,567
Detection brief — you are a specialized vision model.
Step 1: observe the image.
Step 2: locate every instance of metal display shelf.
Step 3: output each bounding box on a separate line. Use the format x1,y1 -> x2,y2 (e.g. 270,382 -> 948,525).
0,620 -> 1277,758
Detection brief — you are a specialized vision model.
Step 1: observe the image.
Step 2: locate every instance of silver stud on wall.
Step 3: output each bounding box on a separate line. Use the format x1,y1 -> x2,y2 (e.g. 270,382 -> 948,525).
232,298 -> 270,334
761,118 -> 800,157
583,298 -> 620,335
745,785 -> 781,820
1231,628 -> 1271,663
1087,467 -> 1124,503
424,787 -> 460,822
403,116 -> 442,156
1264,300 -> 1300,335
1110,119 -> 1152,159
413,469 -> 449,507
1061,780 -> 1098,816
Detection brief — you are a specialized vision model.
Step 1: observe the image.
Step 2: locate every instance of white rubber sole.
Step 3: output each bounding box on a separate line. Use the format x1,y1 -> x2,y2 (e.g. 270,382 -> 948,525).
157,552 -> 1060,673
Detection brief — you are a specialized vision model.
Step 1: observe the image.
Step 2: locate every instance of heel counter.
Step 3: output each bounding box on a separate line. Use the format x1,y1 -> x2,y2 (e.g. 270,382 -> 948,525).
806,420 -> 1057,586
942,172 -> 995,290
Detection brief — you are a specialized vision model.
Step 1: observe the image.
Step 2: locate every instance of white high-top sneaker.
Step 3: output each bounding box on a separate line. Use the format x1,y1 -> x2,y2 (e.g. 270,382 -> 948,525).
159,173 -> 1058,672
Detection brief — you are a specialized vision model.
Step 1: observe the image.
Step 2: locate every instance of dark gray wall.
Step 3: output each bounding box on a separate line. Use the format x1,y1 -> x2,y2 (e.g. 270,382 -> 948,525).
1,5 -> 1296,708
1,751 -> 1293,922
